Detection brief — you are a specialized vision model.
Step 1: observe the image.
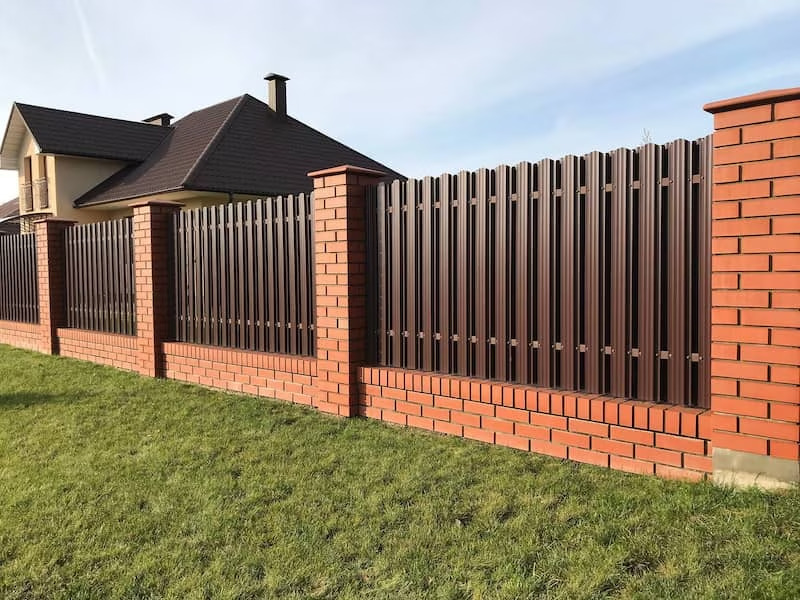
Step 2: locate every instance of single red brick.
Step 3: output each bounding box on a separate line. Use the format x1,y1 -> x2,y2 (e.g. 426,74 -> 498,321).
713,164 -> 741,183
739,417 -> 799,441
433,420 -> 462,437
407,415 -> 434,431
774,177 -> 800,197
715,142 -> 771,165
776,100 -> 800,120
569,447 -> 609,468
712,395 -> 769,418
482,416 -> 514,434
740,234 -> 800,254
714,104 -> 773,129
552,429 -> 590,449
611,455 -> 654,475
655,433 -> 706,455
464,427 -> 495,444
743,118 -> 800,143
742,157 -> 800,181
569,418 -> 609,437
712,183 -> 771,204
497,433 -> 530,452
713,128 -> 741,147
774,138 -> 800,158
422,406 -> 450,422
530,412 -> 568,430
496,406 -> 530,423
771,365 -> 800,385
712,290 -> 769,307
713,431 -> 768,454
711,359 -> 768,381
515,423 -> 551,441
592,436 -> 634,458
530,439 -> 568,459
770,440 -> 800,460
451,411 -> 481,428
611,425 -> 655,445
635,445 -> 682,467
740,197 -> 800,217
712,254 -> 770,272
741,272 -> 800,290
712,237 -> 740,254
656,465 -> 705,482
740,344 -> 800,366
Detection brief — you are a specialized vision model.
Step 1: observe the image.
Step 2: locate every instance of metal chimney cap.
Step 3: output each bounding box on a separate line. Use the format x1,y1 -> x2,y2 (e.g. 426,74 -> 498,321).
264,73 -> 290,82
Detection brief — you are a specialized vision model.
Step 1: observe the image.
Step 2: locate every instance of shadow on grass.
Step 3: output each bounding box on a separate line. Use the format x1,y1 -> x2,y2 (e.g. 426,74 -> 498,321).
0,393 -> 60,409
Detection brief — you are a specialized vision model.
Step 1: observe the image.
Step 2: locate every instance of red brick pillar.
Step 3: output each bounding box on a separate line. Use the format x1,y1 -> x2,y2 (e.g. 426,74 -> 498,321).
705,88 -> 800,488
308,165 -> 386,417
34,218 -> 75,354
131,201 -> 182,378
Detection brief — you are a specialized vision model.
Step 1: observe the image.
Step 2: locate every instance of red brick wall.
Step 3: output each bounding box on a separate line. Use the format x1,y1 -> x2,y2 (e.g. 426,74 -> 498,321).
57,328 -> 138,372
163,342 -> 317,406
360,366 -> 712,481
705,89 -> 800,470
0,320 -> 41,352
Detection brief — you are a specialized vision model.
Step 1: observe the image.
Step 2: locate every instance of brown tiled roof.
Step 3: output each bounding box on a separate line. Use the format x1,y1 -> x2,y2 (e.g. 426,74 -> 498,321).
13,103 -> 170,162
76,94 -> 401,206
0,197 -> 18,220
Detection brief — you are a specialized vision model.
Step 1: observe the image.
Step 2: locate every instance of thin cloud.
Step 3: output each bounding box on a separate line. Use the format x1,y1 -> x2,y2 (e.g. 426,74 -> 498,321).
71,0 -> 106,90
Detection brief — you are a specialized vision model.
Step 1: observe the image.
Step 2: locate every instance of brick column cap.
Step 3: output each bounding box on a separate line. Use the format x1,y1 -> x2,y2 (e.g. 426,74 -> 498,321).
704,87 -> 800,113
308,164 -> 386,179
128,200 -> 185,209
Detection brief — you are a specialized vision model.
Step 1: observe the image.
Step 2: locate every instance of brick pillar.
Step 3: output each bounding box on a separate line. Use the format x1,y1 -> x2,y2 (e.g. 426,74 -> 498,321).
705,88 -> 800,489
131,201 -> 182,378
34,218 -> 75,354
309,165 -> 386,417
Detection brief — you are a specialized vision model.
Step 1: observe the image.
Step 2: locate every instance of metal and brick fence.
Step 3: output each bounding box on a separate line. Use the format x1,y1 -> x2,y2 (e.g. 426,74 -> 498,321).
0,87 -> 798,488
368,137 -> 712,409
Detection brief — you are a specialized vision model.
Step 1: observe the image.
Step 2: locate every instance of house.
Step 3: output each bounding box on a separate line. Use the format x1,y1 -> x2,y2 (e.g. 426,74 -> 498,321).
0,198 -> 20,234
0,74 -> 400,230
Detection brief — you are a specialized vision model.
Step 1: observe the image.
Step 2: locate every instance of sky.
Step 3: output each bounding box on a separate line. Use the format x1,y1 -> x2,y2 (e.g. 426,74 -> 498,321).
1,0 -> 799,201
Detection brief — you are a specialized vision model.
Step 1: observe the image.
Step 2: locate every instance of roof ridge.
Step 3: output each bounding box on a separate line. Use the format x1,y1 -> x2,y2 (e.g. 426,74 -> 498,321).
181,94 -> 248,188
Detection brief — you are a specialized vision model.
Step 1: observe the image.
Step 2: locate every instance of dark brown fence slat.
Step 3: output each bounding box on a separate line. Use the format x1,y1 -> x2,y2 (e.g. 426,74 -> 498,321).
298,193 -> 309,356
638,144 -> 658,401
495,166 -> 510,381
667,140 -> 689,405
421,177 -> 434,371
610,148 -> 630,398
475,169 -> 489,378
405,181 -> 417,370
456,171 -> 470,376
377,184 -> 388,363
391,179 -> 402,366
515,163 -> 531,384
536,159 -> 553,387
438,174 -> 451,373
560,157 -> 577,390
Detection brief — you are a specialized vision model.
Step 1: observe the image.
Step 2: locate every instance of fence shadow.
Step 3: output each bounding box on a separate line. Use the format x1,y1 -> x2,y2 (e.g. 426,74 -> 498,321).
0,392 -> 60,409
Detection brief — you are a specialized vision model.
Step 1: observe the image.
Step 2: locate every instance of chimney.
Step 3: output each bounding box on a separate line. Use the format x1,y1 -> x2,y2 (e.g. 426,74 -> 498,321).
265,73 -> 289,116
143,113 -> 173,127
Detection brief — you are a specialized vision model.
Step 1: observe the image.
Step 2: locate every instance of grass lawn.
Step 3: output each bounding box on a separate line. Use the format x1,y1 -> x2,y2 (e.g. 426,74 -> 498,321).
0,346 -> 798,599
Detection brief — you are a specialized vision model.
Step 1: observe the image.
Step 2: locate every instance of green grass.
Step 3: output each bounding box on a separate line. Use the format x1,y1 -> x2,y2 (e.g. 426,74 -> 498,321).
0,346 -> 798,599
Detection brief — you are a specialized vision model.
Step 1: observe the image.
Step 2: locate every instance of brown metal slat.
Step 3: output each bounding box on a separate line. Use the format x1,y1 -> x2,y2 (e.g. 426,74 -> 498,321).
637,144 -> 658,402
377,184 -> 388,364
297,193 -> 309,356
515,163 -> 532,384
264,198 -> 276,352
390,179 -> 402,366
227,202 -> 237,347
495,166 -> 510,381
475,168 -> 489,378
456,171 -> 470,376
218,205 -> 229,347
560,157 -> 577,390
255,198 -> 266,352
276,196 -> 287,353
667,140 -> 689,405
609,149 -> 630,398
246,201 -> 257,351
536,159 -> 553,387
421,177 -> 434,371
583,152 -> 602,393
286,197 -> 298,354
438,174 -> 451,374
696,135 -> 713,408
405,181 -> 417,369
236,201 -> 246,350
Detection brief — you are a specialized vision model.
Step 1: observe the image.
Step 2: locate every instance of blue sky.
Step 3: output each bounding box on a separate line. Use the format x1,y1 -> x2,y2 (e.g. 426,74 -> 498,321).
1,0 -> 799,201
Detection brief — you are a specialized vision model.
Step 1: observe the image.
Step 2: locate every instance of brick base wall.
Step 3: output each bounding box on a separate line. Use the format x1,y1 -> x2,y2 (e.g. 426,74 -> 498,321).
359,366 -> 713,481
0,320 -> 41,352
163,342 -> 317,405
56,329 -> 138,372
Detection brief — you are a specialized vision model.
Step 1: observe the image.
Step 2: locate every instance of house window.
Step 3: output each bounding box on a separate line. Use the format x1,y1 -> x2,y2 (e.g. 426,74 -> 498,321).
22,157 -> 33,211
35,155 -> 49,209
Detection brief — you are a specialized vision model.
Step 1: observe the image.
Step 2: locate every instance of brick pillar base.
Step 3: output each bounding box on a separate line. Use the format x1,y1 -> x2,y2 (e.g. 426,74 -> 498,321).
705,88 -> 800,489
309,165 -> 385,417
34,218 -> 75,354
131,201 -> 182,377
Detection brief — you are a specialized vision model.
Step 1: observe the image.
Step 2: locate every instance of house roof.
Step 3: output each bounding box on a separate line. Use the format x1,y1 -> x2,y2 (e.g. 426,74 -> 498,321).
75,94 -> 400,206
0,197 -> 19,220
0,103 -> 170,168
